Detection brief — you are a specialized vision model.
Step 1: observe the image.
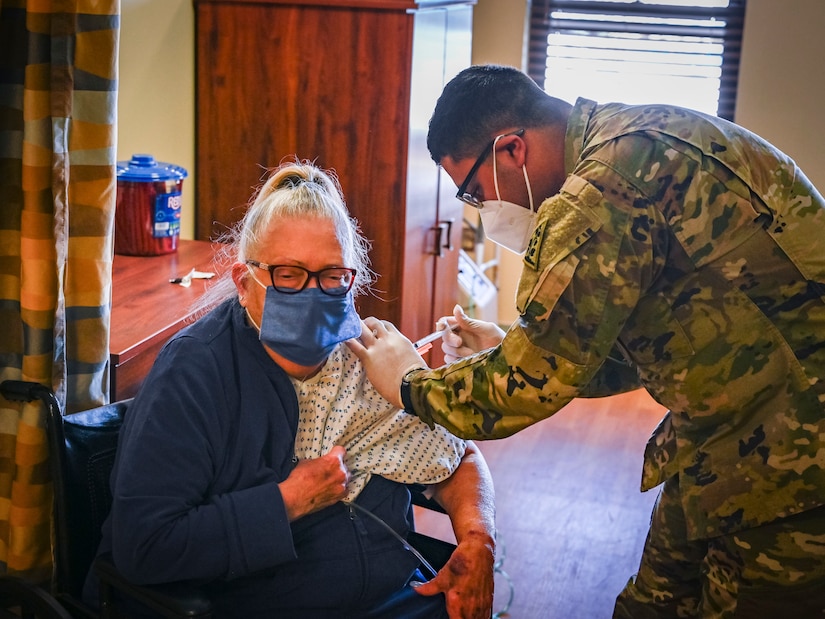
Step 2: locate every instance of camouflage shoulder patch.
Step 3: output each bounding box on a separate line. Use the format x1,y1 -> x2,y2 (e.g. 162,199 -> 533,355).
522,174 -> 605,273
524,219 -> 547,270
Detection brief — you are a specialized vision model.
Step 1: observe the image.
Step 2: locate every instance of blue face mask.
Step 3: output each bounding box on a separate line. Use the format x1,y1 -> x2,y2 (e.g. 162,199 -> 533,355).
252,285 -> 362,367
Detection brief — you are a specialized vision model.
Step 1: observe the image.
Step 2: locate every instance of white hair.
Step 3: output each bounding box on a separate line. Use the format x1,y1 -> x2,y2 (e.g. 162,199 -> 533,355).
192,159 -> 373,317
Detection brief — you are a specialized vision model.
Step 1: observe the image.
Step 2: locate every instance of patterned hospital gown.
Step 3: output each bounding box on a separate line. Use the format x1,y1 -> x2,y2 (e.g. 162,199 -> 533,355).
292,343 -> 465,502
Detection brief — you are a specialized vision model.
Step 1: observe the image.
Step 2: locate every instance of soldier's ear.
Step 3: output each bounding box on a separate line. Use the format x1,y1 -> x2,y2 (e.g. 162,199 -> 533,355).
495,132 -> 526,167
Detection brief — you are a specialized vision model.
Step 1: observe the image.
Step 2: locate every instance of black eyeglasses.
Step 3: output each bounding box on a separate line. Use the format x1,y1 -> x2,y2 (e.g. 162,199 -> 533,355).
455,128 -> 525,208
246,260 -> 357,296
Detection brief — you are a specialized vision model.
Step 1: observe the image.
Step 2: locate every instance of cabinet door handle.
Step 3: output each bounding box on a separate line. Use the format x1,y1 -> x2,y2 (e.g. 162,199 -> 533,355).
432,219 -> 454,257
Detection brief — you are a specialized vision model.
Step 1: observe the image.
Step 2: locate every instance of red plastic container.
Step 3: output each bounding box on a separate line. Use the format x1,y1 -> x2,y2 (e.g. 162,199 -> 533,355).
115,154 -> 188,256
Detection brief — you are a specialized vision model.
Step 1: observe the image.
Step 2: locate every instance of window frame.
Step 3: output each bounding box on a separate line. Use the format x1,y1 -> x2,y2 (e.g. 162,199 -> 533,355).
527,0 -> 747,121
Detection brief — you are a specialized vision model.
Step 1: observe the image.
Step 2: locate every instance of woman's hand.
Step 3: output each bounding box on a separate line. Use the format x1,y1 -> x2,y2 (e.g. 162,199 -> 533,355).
441,305 -> 505,363
415,441 -> 496,618
412,533 -> 495,619
278,446 -> 349,521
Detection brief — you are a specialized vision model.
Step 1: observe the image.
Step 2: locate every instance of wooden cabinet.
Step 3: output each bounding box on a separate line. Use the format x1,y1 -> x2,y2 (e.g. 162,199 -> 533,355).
193,0 -> 474,347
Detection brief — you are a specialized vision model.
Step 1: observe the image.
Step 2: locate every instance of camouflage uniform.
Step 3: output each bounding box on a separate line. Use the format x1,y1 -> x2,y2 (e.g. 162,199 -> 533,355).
406,98 -> 825,614
613,476 -> 825,618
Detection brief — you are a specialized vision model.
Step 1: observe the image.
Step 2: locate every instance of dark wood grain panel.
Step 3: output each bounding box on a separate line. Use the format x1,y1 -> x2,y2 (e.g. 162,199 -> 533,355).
195,0 -> 418,9
195,1 -> 414,326
194,0 -> 474,341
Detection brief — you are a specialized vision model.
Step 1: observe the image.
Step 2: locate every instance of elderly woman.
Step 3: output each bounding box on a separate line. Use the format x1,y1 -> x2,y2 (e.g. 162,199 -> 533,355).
86,160 -> 496,618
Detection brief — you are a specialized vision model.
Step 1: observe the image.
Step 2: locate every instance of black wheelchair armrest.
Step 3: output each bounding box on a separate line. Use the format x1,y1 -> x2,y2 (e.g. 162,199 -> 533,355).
405,530 -> 456,574
0,575 -> 73,619
406,484 -> 455,574
94,554 -> 213,618
409,483 -> 448,514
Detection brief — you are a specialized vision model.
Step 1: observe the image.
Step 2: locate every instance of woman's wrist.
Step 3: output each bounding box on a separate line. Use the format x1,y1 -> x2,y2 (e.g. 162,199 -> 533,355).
457,529 -> 497,556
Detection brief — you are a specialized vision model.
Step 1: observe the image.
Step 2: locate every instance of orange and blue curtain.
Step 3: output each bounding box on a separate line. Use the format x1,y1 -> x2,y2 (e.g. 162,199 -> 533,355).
0,0 -> 119,580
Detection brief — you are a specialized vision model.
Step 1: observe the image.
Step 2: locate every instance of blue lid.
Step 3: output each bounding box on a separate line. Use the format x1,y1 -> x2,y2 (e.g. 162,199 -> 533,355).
117,154 -> 188,181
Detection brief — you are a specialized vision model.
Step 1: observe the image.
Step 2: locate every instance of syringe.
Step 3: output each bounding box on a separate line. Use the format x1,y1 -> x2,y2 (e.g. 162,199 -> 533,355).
413,322 -> 457,353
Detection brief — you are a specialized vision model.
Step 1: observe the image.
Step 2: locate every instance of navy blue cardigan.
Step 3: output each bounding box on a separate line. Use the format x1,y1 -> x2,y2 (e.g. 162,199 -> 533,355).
89,300 -> 420,617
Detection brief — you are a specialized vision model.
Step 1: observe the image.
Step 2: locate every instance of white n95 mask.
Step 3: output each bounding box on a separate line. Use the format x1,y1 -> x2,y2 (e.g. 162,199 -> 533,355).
478,133 -> 537,255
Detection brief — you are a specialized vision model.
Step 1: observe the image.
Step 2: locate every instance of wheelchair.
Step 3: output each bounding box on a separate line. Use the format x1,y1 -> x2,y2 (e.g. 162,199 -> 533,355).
0,380 -> 456,619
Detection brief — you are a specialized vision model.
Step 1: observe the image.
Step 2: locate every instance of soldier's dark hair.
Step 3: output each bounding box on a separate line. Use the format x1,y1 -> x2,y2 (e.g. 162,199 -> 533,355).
427,64 -> 569,164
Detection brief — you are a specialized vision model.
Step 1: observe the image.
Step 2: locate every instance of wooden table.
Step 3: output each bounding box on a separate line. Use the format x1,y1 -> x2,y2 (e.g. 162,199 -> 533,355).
110,240 -> 228,400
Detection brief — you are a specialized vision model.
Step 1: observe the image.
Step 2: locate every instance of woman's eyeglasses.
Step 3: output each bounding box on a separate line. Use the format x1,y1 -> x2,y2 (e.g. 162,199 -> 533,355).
246,261 -> 356,296
455,128 -> 525,208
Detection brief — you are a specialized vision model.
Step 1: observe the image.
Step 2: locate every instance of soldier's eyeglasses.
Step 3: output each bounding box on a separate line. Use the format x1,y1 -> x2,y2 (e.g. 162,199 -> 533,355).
454,128 -> 525,208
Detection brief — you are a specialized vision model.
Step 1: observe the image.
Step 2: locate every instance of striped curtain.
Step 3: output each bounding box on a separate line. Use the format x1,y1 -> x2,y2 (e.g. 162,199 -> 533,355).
0,0 -> 119,579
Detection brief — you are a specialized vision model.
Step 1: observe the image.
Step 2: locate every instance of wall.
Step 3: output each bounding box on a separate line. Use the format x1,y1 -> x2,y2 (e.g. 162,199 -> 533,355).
468,0 -> 530,323
118,0 -> 195,241
118,0 -> 825,323
735,0 -> 825,191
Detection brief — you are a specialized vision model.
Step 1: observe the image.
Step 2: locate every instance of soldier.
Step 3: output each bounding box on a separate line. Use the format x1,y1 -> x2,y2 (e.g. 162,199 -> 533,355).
347,64 -> 825,618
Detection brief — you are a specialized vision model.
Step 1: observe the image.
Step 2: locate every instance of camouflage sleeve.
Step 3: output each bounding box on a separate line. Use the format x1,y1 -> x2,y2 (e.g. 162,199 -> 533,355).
578,351 -> 642,398
409,173 -> 657,439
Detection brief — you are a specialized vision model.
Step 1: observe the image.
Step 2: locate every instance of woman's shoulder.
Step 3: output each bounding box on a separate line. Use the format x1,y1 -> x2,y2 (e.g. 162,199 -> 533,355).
162,299 -> 256,359
177,298 -> 237,340
144,299 -> 244,387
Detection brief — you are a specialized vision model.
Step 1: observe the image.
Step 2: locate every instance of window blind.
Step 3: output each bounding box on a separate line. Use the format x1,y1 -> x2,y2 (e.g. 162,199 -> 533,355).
528,0 -> 747,120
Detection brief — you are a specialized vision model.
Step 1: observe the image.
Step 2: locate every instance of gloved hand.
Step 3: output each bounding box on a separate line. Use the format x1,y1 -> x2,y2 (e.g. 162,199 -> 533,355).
345,317 -> 428,409
440,304 -> 505,363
